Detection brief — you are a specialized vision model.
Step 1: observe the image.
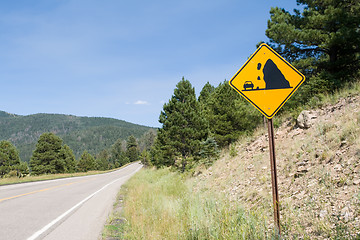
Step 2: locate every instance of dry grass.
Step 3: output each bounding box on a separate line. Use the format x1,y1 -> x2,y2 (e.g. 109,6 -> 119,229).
0,166 -> 129,186
104,83 -> 360,239
103,168 -> 275,239
193,94 -> 360,239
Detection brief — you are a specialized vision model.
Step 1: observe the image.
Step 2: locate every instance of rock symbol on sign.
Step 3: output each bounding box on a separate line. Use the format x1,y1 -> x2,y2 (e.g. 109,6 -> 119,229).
242,59 -> 292,92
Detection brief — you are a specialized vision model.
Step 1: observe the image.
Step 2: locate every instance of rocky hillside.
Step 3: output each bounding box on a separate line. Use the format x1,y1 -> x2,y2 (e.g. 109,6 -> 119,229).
193,95 -> 360,238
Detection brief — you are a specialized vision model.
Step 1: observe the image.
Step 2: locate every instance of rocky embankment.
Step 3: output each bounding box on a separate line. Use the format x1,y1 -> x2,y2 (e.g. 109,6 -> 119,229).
194,95 -> 360,238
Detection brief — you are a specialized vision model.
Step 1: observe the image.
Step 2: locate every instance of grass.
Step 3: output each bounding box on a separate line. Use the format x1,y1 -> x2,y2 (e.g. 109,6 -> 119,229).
308,80 -> 360,108
0,164 -> 133,186
103,81 -> 360,239
189,85 -> 360,238
102,168 -> 274,240
0,171 -> 104,186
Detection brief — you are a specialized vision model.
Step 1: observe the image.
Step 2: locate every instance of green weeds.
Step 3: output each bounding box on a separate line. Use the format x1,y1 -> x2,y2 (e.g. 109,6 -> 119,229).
104,168 -> 273,240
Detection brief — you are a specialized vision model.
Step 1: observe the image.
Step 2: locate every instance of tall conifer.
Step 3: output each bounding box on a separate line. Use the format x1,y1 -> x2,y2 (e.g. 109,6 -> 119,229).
206,81 -> 261,147
126,135 -> 139,162
0,141 -> 22,177
153,77 -> 209,170
59,144 -> 77,173
266,0 -> 360,91
30,133 -> 65,175
77,151 -> 97,172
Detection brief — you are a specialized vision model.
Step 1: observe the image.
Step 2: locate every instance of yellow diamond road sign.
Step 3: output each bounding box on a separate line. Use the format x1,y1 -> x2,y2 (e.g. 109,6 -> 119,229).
229,43 -> 305,118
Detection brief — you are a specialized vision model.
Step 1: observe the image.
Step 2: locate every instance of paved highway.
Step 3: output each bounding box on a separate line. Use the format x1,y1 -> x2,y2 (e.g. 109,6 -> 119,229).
0,162 -> 142,240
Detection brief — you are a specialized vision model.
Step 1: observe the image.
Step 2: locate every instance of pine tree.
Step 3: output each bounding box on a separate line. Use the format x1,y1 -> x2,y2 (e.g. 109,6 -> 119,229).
0,141 -> 22,177
30,133 -> 65,175
265,0 -> 360,91
77,151 -> 97,172
111,139 -> 128,167
199,137 -> 220,166
16,161 -> 30,177
198,82 -> 216,116
126,135 -> 139,162
96,149 -> 110,170
59,144 -> 77,173
138,130 -> 156,152
153,77 -> 209,170
206,81 -> 261,147
198,81 -> 215,104
139,150 -> 151,167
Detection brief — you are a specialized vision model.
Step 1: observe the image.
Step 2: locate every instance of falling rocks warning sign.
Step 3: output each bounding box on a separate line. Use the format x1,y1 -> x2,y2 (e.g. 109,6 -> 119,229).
229,43 -> 305,118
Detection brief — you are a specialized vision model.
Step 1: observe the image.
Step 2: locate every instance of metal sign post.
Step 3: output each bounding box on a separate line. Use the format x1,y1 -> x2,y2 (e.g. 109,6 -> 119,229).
228,43 -> 305,236
267,118 -> 280,234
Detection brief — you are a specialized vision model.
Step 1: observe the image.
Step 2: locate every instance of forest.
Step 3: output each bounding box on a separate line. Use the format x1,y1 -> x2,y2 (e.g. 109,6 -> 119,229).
0,113 -> 155,177
105,1 -> 360,239
1,0 -> 360,177
0,112 -> 154,161
0,130 -> 155,177
149,0 -> 360,171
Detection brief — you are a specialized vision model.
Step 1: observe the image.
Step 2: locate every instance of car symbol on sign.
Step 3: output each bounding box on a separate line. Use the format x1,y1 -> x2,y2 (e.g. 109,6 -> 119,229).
243,81 -> 254,90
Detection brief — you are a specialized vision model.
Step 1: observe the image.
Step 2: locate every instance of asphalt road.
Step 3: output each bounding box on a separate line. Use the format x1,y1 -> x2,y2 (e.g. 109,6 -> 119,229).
0,162 -> 142,240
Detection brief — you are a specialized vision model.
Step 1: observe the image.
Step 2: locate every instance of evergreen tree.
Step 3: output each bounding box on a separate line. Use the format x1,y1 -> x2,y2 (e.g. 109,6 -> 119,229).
139,150 -> 151,167
198,82 -> 216,115
59,144 -> 77,173
77,151 -> 97,172
16,161 -> 30,177
0,141 -> 23,177
138,129 -> 156,152
206,81 -> 261,147
97,149 -> 110,170
153,77 -> 209,170
111,139 -> 128,167
126,135 -> 140,162
30,133 -> 65,175
199,137 -> 220,166
265,0 -> 360,92
198,82 -> 215,104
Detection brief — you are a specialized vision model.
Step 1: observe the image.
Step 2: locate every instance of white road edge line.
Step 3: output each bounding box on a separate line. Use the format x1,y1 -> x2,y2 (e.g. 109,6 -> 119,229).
27,164 -> 142,240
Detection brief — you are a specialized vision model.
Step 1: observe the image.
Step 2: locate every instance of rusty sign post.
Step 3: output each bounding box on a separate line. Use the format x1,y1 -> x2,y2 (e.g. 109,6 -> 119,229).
229,43 -> 305,235
268,118 -> 280,234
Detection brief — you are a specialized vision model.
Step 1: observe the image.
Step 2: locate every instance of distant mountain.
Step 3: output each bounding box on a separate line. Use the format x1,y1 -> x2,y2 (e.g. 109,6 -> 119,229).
0,111 -> 155,162
0,111 -> 17,118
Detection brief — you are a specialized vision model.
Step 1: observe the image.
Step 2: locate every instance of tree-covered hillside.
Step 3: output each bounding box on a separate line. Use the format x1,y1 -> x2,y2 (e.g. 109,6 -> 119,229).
0,111 -> 154,162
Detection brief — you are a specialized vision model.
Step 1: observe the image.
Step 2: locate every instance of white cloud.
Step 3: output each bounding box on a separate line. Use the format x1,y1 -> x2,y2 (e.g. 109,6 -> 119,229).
134,100 -> 149,105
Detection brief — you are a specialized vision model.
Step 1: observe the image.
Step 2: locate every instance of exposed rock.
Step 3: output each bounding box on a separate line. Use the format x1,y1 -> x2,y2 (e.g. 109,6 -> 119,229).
192,171 -> 202,177
334,164 -> 342,172
191,95 -> 360,237
319,210 -> 327,219
315,149 -> 324,159
247,164 -> 254,170
289,128 -> 302,138
296,161 -> 307,166
341,206 -> 352,222
297,110 -> 318,129
340,141 -> 347,148
297,166 -> 308,173
294,166 -> 308,178
355,149 -> 360,158
353,179 -> 360,185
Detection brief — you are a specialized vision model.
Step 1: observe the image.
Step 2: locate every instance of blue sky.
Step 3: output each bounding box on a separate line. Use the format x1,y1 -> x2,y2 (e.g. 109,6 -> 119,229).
0,0 -> 300,127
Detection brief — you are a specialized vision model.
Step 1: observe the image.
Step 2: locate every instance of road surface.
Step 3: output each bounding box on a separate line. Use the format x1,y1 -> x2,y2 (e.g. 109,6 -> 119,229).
0,162 -> 142,240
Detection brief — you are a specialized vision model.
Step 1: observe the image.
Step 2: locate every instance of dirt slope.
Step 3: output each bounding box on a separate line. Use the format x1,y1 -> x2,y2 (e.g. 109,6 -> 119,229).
193,95 -> 360,239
